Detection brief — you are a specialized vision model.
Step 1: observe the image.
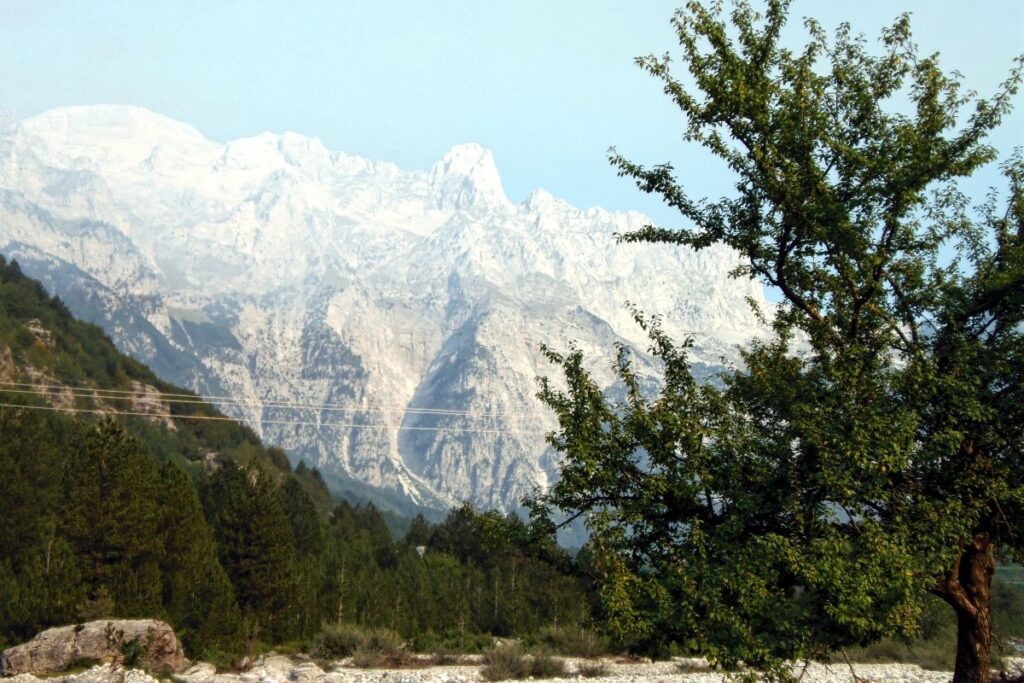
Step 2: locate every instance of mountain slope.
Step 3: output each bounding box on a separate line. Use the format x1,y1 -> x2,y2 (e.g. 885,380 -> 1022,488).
0,253 -> 335,509
0,104 -> 769,511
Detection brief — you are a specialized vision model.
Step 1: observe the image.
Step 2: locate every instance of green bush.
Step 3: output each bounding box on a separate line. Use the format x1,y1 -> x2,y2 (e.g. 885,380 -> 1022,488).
847,636 -> 955,672
438,631 -> 494,654
119,636 -> 143,668
307,623 -> 370,660
63,657 -> 102,674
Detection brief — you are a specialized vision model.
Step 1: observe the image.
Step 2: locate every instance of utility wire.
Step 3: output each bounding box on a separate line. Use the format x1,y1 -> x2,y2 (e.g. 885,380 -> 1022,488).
0,402 -> 550,436
0,381 -> 548,419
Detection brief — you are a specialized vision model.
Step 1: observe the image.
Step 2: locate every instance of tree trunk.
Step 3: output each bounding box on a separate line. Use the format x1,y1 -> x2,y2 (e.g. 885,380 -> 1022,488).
945,533 -> 995,683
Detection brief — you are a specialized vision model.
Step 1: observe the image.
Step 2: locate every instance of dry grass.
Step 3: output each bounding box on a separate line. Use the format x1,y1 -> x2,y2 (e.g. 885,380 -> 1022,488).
577,660 -> 610,677
480,643 -> 568,681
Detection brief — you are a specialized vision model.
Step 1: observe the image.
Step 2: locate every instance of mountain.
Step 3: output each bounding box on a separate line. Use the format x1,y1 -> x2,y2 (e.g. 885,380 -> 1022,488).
0,253 -> 333,512
0,104 -> 769,512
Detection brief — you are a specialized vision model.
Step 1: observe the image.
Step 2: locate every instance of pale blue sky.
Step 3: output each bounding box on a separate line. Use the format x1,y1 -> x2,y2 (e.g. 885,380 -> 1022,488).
1,1 -> 1021,227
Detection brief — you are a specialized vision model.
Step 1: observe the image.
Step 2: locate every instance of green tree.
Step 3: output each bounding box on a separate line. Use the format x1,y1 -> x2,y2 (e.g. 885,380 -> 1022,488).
535,2 -> 1022,681
404,514 -> 432,547
279,477 -> 326,637
62,420 -> 163,617
157,461 -> 240,653
203,461 -> 295,641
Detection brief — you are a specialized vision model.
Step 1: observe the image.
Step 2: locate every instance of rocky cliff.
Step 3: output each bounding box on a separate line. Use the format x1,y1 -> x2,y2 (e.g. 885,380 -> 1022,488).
0,105 -> 768,511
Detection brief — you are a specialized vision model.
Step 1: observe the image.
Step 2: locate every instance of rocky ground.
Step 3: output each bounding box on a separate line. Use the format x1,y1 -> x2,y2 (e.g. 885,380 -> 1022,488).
6,654 -> 1024,683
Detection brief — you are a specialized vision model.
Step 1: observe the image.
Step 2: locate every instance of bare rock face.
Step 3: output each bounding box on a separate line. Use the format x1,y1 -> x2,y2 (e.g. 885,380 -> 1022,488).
0,344 -> 13,382
0,104 -> 772,515
0,619 -> 188,676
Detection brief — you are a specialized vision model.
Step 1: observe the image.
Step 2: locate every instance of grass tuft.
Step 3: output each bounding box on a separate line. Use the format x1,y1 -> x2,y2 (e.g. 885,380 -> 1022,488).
307,623 -> 407,665
480,643 -> 568,681
534,625 -> 608,658
577,660 -> 610,678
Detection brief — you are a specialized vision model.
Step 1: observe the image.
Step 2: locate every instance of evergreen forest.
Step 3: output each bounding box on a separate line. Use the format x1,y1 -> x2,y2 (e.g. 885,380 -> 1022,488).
0,254 -> 592,660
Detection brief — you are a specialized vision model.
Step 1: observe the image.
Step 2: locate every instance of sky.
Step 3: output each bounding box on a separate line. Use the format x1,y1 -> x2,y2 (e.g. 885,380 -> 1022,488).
1,1 -> 1022,228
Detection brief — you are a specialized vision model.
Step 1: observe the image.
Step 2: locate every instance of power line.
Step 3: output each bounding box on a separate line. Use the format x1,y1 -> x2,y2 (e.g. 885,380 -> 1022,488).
0,402 -> 550,436
0,381 -> 547,419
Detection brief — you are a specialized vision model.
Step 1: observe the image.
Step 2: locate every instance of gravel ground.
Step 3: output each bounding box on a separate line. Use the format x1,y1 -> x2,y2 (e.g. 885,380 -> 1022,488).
7,655 -> 1024,683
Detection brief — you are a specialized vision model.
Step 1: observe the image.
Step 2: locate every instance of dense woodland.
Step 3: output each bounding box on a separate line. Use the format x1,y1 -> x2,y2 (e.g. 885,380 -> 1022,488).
0,255 -> 592,659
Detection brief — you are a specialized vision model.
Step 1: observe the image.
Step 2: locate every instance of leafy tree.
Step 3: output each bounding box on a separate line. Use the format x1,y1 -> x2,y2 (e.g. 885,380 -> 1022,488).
535,2 -> 1022,681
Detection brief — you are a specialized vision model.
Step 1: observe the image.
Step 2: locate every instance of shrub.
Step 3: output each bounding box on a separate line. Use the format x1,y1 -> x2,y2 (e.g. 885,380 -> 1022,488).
995,663 -> 1024,683
338,626 -> 408,668
535,625 -> 608,658
307,623 -> 370,660
481,643 -> 532,681
364,628 -> 404,658
350,645 -> 385,668
119,636 -> 143,668
431,648 -> 458,665
675,659 -> 711,673
577,661 -> 609,678
480,643 -> 568,681
529,651 -> 567,678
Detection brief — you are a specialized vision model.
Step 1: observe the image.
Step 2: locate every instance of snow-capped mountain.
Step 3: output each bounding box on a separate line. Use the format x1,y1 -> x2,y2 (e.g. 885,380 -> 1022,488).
0,104 -> 768,512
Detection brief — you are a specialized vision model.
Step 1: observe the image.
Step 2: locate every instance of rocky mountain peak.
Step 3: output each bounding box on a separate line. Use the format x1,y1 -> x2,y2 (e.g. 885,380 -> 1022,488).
429,143 -> 508,210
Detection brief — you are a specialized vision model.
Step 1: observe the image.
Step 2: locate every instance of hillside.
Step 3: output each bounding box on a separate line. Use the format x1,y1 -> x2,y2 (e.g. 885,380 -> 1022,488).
0,253 -> 332,510
0,254 -> 593,659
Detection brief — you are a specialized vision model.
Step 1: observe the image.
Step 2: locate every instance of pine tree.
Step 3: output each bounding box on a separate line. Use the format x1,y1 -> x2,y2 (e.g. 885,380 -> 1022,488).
62,420 -> 163,617
157,461 -> 240,653
279,477 -> 326,638
203,461 -> 295,641
404,514 -> 432,548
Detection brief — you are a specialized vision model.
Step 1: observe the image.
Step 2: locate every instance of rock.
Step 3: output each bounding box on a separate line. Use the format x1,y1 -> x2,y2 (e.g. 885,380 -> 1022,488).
0,344 -> 14,382
63,662 -> 121,683
123,669 -> 161,683
5,674 -> 43,683
179,662 -> 218,680
0,619 -> 189,676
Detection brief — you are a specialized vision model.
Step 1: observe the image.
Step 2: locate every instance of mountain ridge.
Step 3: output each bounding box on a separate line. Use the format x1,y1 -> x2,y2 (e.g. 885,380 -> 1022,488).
0,104 -> 769,512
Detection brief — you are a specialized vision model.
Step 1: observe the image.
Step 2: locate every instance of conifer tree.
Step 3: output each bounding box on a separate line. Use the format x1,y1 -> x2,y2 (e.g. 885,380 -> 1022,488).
203,461 -> 295,641
279,477 -> 326,637
157,461 -> 240,652
404,514 -> 432,547
62,420 -> 163,617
